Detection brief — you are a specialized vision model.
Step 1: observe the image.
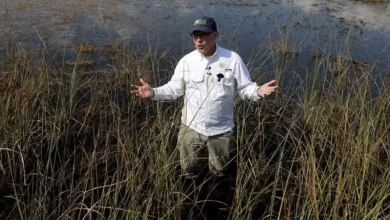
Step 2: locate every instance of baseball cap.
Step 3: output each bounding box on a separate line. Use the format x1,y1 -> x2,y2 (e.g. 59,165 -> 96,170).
190,16 -> 217,35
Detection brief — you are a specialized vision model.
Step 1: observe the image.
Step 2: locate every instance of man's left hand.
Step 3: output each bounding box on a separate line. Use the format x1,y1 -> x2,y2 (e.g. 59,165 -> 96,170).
257,80 -> 278,97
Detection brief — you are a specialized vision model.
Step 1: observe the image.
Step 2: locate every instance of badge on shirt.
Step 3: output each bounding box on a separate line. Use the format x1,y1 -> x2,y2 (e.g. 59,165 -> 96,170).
220,62 -> 232,71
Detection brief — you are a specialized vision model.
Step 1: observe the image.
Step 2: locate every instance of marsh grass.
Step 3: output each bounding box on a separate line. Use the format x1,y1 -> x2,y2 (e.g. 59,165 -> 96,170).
0,37 -> 390,220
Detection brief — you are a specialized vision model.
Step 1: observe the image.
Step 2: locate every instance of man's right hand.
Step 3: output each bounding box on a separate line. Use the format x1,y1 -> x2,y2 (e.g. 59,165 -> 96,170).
130,78 -> 154,98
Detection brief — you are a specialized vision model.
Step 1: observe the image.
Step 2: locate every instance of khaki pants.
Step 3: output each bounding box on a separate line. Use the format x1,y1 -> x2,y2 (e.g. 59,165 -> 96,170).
178,125 -> 235,179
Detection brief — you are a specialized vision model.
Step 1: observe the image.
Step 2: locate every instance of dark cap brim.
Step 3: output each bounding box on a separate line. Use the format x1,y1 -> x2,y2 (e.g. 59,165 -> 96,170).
190,26 -> 215,35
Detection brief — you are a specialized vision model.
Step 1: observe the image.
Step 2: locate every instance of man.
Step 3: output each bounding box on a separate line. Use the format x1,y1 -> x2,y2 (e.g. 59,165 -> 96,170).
131,16 -> 277,177
131,16 -> 277,218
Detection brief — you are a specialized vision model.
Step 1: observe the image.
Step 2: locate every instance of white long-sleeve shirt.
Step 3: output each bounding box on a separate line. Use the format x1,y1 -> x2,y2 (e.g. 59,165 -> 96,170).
152,45 -> 260,136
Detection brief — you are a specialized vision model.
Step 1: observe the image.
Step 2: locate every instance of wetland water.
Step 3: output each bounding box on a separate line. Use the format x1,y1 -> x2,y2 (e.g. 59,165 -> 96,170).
1,0 -> 390,73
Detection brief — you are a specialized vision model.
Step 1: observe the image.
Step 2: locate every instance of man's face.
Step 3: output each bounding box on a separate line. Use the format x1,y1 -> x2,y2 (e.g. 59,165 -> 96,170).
192,31 -> 219,56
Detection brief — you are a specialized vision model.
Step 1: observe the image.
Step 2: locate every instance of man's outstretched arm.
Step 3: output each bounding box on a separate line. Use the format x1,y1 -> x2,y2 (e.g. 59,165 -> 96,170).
234,55 -> 278,100
130,77 -> 184,100
130,60 -> 186,100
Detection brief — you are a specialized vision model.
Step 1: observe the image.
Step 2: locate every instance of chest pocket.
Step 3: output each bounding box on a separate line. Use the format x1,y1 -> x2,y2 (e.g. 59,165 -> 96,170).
186,72 -> 204,90
213,69 -> 235,95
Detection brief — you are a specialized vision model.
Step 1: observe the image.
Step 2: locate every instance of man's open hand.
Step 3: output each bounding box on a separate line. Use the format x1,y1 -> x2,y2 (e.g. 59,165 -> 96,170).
130,78 -> 153,98
257,80 -> 278,97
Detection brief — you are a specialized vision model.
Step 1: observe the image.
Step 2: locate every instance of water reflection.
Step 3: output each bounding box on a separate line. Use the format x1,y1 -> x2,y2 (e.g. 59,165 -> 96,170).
0,0 -> 389,68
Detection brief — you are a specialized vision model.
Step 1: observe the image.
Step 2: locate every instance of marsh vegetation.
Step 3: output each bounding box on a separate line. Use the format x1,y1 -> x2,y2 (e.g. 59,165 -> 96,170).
1,0 -> 390,219
0,33 -> 389,219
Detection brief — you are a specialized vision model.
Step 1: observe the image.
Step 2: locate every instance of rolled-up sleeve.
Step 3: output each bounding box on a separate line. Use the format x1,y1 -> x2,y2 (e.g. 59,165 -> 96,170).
234,56 -> 261,101
152,59 -> 186,101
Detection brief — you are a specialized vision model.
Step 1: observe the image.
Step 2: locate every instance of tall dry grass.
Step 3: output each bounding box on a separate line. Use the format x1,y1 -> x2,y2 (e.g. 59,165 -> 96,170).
0,38 -> 389,220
